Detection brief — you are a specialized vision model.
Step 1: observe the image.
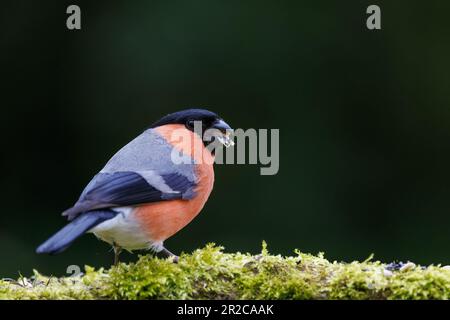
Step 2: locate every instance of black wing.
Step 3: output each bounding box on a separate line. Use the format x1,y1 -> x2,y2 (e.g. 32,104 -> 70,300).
62,171 -> 196,220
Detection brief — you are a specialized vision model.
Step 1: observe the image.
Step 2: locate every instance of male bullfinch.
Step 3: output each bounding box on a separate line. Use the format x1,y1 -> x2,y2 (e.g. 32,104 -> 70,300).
36,109 -> 234,264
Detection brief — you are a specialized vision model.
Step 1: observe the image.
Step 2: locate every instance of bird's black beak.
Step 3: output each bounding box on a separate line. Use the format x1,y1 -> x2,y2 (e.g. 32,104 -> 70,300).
209,119 -> 234,147
211,119 -> 232,133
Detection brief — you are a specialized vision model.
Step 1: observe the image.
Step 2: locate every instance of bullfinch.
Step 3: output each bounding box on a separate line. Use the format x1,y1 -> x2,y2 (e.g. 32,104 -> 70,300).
36,109 -> 234,264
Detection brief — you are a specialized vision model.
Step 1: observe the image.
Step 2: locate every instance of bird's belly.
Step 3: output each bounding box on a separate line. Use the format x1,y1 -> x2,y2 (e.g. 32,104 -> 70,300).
89,207 -> 159,251
135,162 -> 214,241
91,159 -> 214,249
134,200 -> 200,242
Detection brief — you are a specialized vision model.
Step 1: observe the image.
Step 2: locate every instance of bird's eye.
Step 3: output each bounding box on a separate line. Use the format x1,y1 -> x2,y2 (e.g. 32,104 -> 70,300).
186,119 -> 196,130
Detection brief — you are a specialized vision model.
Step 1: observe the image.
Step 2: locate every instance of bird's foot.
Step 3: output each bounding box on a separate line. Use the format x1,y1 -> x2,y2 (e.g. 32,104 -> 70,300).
112,242 -> 122,266
158,247 -> 179,263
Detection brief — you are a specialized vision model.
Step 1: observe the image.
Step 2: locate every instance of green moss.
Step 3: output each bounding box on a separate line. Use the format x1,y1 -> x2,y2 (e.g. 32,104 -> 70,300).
388,266 -> 450,300
2,243 -> 450,300
327,260 -> 389,299
0,270 -> 98,300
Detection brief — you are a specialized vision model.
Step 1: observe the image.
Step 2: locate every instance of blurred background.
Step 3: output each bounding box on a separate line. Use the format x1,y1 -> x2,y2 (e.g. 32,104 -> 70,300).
1,1 -> 450,277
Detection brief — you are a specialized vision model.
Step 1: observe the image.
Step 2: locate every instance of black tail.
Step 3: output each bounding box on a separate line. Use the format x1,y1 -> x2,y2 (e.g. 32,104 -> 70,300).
36,210 -> 118,255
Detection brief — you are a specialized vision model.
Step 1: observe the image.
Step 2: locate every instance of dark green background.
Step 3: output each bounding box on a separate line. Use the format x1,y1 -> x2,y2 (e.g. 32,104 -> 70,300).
1,1 -> 450,277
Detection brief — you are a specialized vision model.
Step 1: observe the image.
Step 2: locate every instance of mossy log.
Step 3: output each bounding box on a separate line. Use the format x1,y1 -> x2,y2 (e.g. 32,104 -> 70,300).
2,243 -> 450,300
